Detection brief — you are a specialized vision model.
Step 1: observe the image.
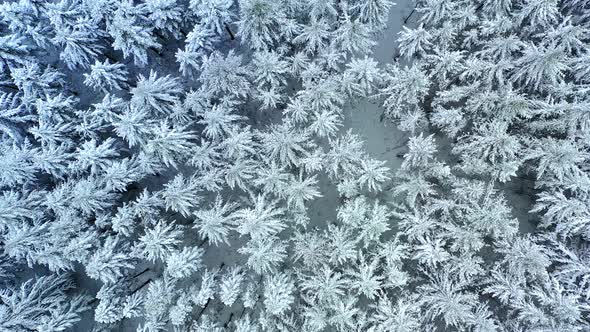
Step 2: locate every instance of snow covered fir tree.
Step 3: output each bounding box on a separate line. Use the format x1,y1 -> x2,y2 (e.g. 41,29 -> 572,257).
1,0 -> 590,331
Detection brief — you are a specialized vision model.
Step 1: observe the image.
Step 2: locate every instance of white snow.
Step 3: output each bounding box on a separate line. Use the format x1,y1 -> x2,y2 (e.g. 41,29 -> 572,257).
343,0 -> 417,172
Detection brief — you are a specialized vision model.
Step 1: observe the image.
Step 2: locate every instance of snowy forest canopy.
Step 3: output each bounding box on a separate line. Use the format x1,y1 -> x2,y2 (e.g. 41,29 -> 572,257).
1,0 -> 590,331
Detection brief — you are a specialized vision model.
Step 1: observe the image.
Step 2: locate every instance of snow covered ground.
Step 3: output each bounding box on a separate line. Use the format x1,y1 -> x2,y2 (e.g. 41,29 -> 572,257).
306,1 -> 417,233
343,0 -> 416,171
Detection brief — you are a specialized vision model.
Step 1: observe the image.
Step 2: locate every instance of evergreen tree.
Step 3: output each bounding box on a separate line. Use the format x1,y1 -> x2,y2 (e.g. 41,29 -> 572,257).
189,0 -> 236,36
131,70 -> 182,114
108,6 -> 160,66
237,0 -> 285,50
193,195 -> 237,246
0,274 -> 91,331
84,60 -> 129,92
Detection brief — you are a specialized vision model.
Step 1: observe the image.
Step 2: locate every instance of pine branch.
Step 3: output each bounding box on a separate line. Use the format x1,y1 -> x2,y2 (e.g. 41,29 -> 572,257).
404,8 -> 416,24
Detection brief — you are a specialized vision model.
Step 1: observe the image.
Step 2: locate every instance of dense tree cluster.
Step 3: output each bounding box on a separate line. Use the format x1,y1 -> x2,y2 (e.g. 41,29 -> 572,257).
379,0 -> 590,330
0,0 -> 589,331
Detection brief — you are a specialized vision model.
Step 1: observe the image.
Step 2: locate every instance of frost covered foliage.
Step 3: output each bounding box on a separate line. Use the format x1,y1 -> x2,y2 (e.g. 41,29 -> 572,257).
0,0 -> 395,330
1,0 -> 590,331
374,0 -> 590,330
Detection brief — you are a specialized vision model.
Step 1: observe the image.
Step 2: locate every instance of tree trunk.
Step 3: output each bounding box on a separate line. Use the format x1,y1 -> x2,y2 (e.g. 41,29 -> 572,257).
0,84 -> 19,91
150,47 -> 163,57
154,30 -> 166,41
104,52 -> 118,63
198,237 -> 209,248
224,313 -> 234,328
131,267 -> 150,279
195,299 -> 211,321
404,1 -> 418,24
475,2 -> 485,12
130,278 -> 152,295
224,23 -> 235,40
